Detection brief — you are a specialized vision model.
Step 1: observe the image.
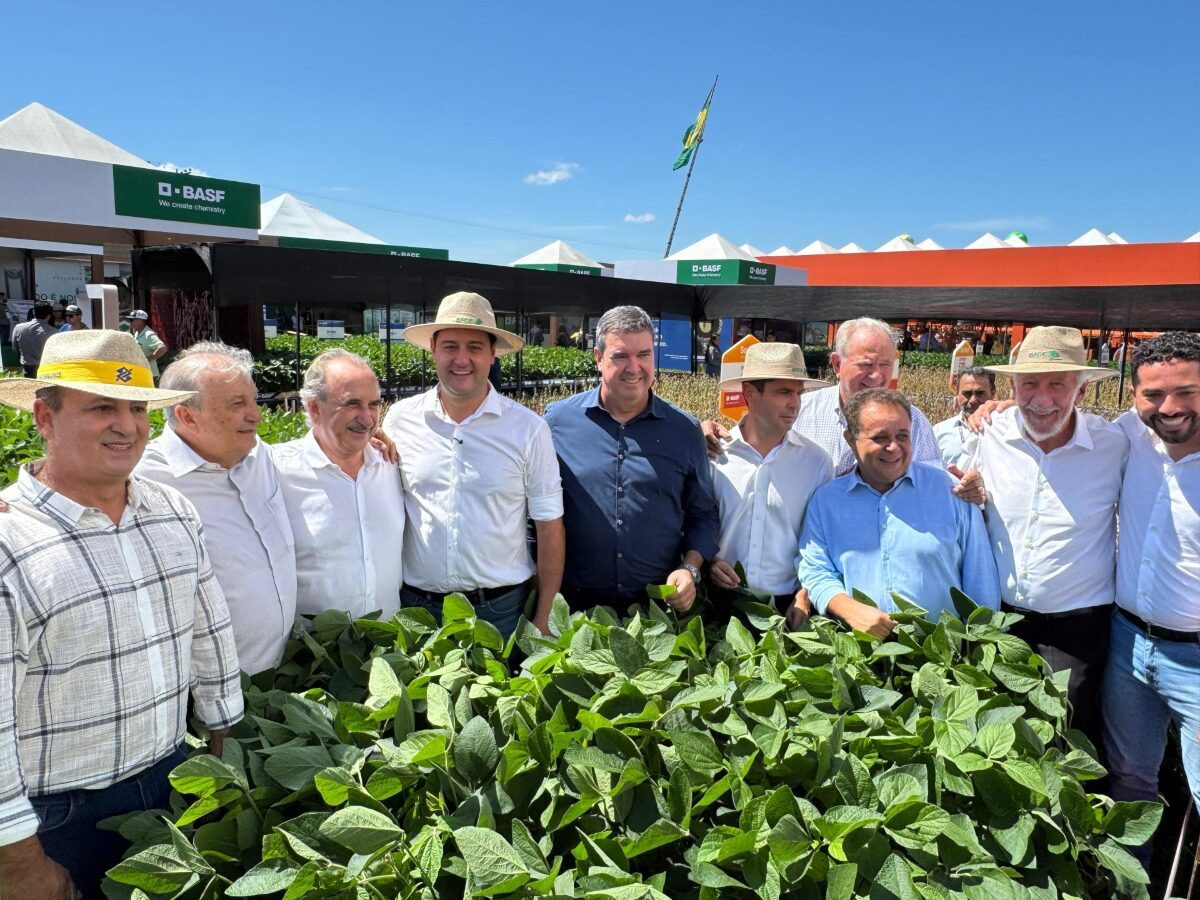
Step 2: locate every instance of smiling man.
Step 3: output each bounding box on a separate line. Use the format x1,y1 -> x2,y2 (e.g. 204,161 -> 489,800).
933,366 -> 996,465
545,305 -> 719,615
272,349 -> 404,621
383,292 -> 564,637
798,388 -> 999,638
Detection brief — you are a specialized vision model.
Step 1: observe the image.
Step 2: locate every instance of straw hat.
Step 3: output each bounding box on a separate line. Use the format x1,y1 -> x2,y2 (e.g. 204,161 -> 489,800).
0,330 -> 196,412
718,342 -> 829,391
986,326 -> 1116,382
403,292 -> 523,355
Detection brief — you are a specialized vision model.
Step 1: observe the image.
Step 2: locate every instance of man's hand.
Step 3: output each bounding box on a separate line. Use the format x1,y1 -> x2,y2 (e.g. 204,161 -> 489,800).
664,568 -> 698,613
965,399 -> 1015,434
827,594 -> 896,639
531,606 -> 552,637
369,428 -> 399,464
785,588 -> 812,630
208,727 -> 230,758
949,466 -> 987,505
708,558 -> 741,590
699,419 -> 731,459
0,836 -> 77,899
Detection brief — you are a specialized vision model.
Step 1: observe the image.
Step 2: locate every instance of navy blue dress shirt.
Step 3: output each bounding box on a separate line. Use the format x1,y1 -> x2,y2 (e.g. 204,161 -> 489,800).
545,388 -> 720,605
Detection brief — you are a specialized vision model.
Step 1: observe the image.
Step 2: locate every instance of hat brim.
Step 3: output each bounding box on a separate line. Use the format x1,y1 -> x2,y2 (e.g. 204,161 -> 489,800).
403,322 -> 524,356
0,379 -> 196,412
718,373 -> 830,392
985,362 -> 1117,382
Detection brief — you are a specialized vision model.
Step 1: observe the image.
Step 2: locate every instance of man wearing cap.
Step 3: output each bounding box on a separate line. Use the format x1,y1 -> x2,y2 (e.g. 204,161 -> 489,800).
0,331 -> 242,896
933,366 -> 996,465
545,305 -> 720,615
136,342 -> 298,675
708,343 -> 832,625
11,301 -> 55,378
1102,332 -> 1200,813
959,326 -> 1127,746
273,349 -> 404,621
382,293 -> 564,638
798,388 -> 999,637
124,309 -> 168,383
58,305 -> 86,332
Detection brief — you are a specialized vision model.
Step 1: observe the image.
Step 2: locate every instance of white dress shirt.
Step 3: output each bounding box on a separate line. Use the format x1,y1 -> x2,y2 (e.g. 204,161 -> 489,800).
792,384 -> 942,476
1114,410 -> 1200,630
960,406 -> 1128,613
383,385 -> 563,593
933,413 -> 968,466
710,424 -> 833,594
136,426 -> 297,674
271,432 -> 404,620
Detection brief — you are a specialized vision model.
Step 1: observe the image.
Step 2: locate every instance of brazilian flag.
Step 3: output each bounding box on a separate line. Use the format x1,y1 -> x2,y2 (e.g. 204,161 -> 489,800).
673,93 -> 712,171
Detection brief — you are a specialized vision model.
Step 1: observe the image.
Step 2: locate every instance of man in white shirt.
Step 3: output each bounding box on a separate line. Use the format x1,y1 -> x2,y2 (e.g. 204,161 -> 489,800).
961,326 -> 1128,746
1102,332 -> 1200,812
933,367 -> 995,465
708,343 -> 832,626
273,349 -> 404,622
383,292 -> 564,638
136,342 -> 298,675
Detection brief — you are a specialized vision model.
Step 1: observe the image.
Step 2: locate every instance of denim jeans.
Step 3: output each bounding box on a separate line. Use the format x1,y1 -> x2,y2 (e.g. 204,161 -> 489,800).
400,582 -> 530,640
31,743 -> 189,897
1102,608 -> 1200,811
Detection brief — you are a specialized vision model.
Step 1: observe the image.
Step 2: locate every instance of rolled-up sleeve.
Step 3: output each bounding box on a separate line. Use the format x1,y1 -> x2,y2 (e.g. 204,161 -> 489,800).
681,426 -> 720,560
189,524 -> 244,730
796,494 -> 848,615
0,577 -> 38,847
525,419 -> 564,522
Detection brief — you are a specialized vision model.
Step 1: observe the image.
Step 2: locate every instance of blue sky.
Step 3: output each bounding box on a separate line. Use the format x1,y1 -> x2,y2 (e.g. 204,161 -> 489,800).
4,1 -> 1198,264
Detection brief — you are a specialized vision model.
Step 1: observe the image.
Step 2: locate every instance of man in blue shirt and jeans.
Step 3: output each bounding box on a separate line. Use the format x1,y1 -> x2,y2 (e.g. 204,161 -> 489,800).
546,305 -> 720,615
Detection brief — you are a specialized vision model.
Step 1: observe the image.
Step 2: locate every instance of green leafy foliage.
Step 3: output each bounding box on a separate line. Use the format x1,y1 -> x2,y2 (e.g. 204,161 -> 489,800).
103,595 -> 1157,898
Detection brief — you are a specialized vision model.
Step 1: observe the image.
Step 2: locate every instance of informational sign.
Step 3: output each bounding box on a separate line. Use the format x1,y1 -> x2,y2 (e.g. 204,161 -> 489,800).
112,165 -> 261,229
263,319 -> 278,339
34,258 -> 91,307
675,259 -> 776,286
950,340 -> 974,388
277,236 -> 449,259
317,320 -> 345,339
718,334 -> 761,419
652,316 -> 693,372
378,323 -> 407,341
514,263 -> 601,276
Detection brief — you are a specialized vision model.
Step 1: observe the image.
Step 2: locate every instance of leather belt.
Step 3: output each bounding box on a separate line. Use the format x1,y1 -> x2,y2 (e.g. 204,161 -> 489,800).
1118,606 -> 1200,644
1001,602 -> 1106,621
402,582 -> 526,606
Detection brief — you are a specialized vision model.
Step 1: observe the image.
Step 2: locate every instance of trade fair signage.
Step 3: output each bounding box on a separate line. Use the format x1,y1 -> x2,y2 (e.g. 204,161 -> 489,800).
276,236 -> 449,260
317,320 -> 346,339
674,259 -> 776,285
515,263 -> 601,276
112,165 -> 261,229
652,316 -> 693,372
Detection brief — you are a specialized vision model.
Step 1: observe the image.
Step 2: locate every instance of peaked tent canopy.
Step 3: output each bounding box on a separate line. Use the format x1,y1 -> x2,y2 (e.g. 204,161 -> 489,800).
965,232 -> 1012,250
876,235 -> 921,253
797,240 -> 839,255
769,245 -> 796,255
1186,231 -> 1200,243
1070,228 -> 1116,246
738,243 -> 766,258
260,193 -> 384,244
839,242 -> 866,253
511,239 -> 602,275
0,102 -> 152,168
917,238 -> 944,250
1107,232 -> 1128,244
668,233 -> 757,261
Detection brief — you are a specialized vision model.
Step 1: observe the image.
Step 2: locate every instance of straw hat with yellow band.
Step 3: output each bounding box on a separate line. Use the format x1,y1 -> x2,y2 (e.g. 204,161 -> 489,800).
718,342 -> 829,392
0,330 -> 196,412
986,325 -> 1117,383
403,291 -> 524,355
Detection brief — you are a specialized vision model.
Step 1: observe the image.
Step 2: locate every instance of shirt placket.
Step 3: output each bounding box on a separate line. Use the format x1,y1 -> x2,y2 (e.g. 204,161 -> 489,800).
355,476 -> 375,614
879,495 -> 894,601
614,425 -> 628,595
446,424 -> 465,588
1015,457 -> 1048,605
748,465 -> 768,581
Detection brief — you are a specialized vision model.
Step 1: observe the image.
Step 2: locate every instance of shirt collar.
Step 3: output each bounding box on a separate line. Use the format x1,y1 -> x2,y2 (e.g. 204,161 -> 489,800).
300,429 -> 385,471
158,422 -> 262,475
426,383 -> 504,425
844,465 -> 915,495
16,462 -> 152,526
586,386 -> 665,421
1010,408 -> 1093,452
728,420 -> 805,452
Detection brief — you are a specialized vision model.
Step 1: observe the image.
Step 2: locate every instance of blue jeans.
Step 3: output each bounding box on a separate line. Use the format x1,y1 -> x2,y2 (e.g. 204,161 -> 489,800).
1102,608 -> 1200,811
400,582 -> 529,640
31,743 -> 189,897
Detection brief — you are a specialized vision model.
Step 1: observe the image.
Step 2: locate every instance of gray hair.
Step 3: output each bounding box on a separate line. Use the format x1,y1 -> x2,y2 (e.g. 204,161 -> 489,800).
34,386 -> 64,411
834,317 -> 897,357
595,305 -> 654,355
299,349 -> 376,422
161,341 -> 254,421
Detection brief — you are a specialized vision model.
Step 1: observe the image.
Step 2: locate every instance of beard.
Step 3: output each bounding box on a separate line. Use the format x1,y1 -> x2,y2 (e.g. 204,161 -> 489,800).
1145,410 -> 1200,445
1020,404 -> 1074,442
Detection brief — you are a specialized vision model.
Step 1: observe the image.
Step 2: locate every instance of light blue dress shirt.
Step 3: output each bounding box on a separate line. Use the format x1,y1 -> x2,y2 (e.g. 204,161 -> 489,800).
797,461 -> 1000,620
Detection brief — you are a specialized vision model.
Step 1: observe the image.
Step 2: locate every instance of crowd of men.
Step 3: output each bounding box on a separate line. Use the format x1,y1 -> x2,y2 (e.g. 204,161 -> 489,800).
0,301 -> 1196,895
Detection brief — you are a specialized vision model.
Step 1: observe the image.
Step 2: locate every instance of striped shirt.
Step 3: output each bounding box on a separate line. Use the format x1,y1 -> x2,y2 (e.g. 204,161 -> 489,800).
0,464 -> 243,846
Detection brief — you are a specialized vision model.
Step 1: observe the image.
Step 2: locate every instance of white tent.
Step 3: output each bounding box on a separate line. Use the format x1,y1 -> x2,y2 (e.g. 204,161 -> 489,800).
260,193 -> 384,243
512,239 -> 601,269
875,235 -> 921,252
838,242 -> 866,253
1069,228 -> 1116,246
738,243 -> 766,258
916,238 -> 944,250
797,240 -> 839,255
0,102 -> 152,168
768,245 -> 796,256
668,233 -> 757,261
1003,233 -> 1031,248
1106,231 -> 1128,244
1186,231 -> 1200,243
965,232 -> 1011,250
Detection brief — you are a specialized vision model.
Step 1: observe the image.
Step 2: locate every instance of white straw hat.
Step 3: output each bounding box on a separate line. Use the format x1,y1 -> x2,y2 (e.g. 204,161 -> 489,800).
0,330 -> 196,411
718,342 -> 829,391
403,292 -> 523,355
986,326 -> 1116,382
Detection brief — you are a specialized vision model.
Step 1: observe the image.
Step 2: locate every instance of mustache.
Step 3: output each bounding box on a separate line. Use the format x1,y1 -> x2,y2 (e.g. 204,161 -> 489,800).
346,423 -> 372,434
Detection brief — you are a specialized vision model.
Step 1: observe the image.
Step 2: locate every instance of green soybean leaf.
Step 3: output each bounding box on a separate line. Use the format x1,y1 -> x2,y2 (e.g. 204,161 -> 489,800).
454,716 -> 501,783
645,583 -> 677,600
168,753 -> 241,797
454,825 -> 531,894
319,806 -> 402,854
262,745 -> 335,791
1094,838 -> 1150,884
609,627 -> 651,676
1100,801 -> 1163,847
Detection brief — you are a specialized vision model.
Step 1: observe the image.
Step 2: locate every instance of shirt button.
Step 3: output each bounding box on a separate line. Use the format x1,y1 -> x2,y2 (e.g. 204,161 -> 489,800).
617,518 -> 624,525
617,552 -> 623,559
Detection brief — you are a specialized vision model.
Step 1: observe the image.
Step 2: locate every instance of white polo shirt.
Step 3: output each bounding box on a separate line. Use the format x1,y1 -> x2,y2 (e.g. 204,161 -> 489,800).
136,426 -> 297,674
710,424 -> 833,595
382,385 -> 563,593
960,406 -> 1128,614
1114,410 -> 1200,630
271,432 -> 405,621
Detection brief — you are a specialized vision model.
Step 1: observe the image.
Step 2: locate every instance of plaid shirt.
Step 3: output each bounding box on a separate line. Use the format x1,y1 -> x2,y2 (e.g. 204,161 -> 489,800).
0,465 -> 243,846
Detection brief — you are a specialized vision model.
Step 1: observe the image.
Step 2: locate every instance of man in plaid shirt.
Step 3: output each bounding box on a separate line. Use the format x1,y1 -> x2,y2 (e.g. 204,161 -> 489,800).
0,330 -> 243,897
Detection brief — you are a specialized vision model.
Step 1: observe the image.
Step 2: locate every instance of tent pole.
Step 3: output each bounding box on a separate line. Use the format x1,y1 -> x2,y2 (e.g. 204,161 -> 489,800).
294,301 -> 302,393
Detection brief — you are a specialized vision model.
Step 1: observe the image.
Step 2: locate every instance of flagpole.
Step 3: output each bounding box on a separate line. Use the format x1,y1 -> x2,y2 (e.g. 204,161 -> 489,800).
664,76 -> 718,258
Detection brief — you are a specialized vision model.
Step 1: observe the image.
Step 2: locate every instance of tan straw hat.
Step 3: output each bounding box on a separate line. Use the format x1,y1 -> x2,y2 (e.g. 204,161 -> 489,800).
0,329 -> 196,412
718,342 -> 829,391
403,292 -> 524,355
986,325 -> 1116,382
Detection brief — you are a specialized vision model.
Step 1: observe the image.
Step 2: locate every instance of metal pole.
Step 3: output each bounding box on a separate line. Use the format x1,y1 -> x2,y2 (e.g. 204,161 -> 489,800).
294,301 -> 302,392
664,77 -> 718,258
1116,326 -> 1131,404
385,293 -> 393,399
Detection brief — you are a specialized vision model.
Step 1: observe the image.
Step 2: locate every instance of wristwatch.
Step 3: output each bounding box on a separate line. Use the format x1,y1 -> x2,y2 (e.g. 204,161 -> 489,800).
682,562 -> 701,584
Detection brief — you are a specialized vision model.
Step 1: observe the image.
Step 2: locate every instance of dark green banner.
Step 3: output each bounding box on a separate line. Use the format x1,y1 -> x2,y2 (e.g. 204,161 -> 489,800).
112,165 -> 260,229
276,236 -> 449,259
515,262 -> 601,276
675,259 -> 776,285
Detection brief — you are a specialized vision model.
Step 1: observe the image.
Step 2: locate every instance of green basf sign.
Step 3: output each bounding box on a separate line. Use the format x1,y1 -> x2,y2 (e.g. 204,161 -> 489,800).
675,259 -> 776,285
112,165 -> 261,229
515,263 -> 601,276
276,236 -> 449,259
